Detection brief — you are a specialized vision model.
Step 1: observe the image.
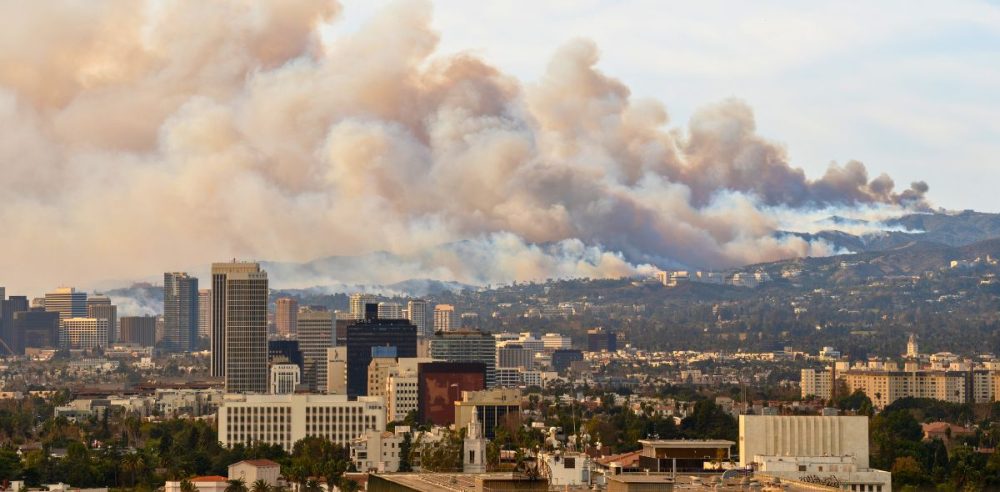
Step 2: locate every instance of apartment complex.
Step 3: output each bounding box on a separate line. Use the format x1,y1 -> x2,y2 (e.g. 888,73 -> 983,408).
217,394 -> 386,452
432,304 -> 456,332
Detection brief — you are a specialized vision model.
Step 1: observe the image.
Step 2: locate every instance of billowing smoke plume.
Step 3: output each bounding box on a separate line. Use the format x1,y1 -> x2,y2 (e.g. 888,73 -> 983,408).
0,0 -> 929,293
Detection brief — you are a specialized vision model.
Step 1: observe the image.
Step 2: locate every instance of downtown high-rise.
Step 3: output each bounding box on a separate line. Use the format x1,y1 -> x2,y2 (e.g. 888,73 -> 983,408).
212,261 -> 268,393
275,297 -> 298,336
164,272 -> 199,352
406,299 -> 429,337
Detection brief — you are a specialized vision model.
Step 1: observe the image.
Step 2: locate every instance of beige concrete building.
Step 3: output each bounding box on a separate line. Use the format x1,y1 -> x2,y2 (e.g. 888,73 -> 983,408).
741,415 -> 890,492
227,459 -> 280,487
297,309 -> 333,391
800,367 -> 834,400
739,415 -> 870,468
842,368 -> 988,408
454,388 -> 522,439
432,304 -> 456,332
326,346 -> 347,394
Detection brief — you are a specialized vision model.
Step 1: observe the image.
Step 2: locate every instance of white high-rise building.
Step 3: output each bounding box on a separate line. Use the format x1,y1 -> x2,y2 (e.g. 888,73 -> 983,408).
433,304 -> 456,333
377,302 -> 403,320
406,299 -> 429,337
217,394 -> 386,452
270,364 -> 301,395
212,261 -> 269,393
349,293 -> 377,320
60,317 -> 109,350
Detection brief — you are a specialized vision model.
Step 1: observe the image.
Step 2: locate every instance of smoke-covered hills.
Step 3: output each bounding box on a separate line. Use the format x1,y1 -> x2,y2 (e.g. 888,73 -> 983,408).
784,210 -> 1000,255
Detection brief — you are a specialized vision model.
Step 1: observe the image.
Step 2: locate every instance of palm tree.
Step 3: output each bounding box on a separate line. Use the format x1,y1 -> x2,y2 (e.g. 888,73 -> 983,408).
121,453 -> 144,487
180,478 -> 198,492
250,479 -> 271,492
225,478 -> 248,492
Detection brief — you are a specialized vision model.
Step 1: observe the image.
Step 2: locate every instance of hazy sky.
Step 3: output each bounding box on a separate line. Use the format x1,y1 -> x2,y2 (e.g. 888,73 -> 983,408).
0,0 -> 995,296
330,0 -> 1000,212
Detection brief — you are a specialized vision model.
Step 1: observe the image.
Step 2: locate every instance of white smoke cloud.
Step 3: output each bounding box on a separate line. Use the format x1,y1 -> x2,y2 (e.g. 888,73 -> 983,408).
0,0 -> 929,295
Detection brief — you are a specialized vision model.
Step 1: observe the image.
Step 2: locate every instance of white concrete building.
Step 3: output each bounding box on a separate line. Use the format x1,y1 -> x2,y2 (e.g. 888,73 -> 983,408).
377,302 -> 403,320
228,459 -> 281,487
541,333 -> 572,350
756,455 -> 891,492
270,363 -> 300,395
218,394 -> 386,452
60,317 -> 110,350
539,452 -> 592,486
351,428 -> 407,473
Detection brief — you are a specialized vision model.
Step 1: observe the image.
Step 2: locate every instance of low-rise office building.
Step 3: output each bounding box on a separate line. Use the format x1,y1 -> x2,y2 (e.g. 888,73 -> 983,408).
217,394 -> 386,452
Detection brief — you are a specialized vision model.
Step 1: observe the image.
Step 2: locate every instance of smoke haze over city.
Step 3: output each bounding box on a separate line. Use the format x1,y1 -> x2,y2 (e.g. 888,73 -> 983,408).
0,0 -> 937,293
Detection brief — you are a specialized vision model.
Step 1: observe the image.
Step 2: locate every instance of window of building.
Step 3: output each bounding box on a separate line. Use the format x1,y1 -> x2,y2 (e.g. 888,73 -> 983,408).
565,457 -> 575,469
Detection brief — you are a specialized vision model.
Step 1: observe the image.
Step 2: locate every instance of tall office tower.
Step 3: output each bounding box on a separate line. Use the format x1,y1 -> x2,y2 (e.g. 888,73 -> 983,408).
430,330 -> 498,388
275,298 -> 298,336
212,261 -> 268,393
119,316 -> 157,347
14,308 -> 59,350
0,287 -> 4,300
44,287 -> 87,322
163,273 -> 199,353
297,309 -> 334,391
348,293 -> 377,320
433,304 -> 456,333
406,300 -> 429,337
345,306 -> 417,397
86,295 -> 117,344
197,289 -> 212,339
60,317 -> 109,350
326,347 -> 347,394
334,311 -> 352,345
377,302 -> 403,320
0,295 -> 29,354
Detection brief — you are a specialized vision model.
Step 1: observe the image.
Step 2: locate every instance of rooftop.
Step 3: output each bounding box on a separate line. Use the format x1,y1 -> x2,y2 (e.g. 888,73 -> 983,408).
638,439 -> 736,448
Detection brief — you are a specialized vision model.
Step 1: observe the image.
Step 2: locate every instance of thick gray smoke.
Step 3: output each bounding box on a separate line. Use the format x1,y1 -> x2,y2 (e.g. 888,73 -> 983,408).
0,0 -> 929,293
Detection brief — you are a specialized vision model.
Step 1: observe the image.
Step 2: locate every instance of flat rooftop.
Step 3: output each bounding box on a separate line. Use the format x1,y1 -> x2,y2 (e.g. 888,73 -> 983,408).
371,473 -> 545,492
638,439 -> 736,448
